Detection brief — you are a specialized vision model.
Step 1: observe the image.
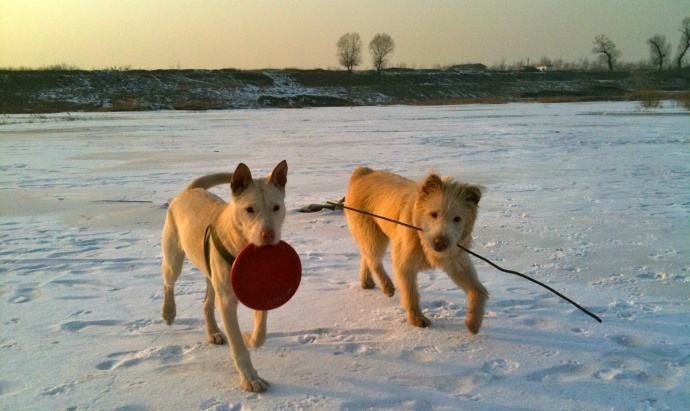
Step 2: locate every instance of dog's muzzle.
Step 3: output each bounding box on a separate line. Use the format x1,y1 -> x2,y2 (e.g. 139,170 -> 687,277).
258,229 -> 279,246
433,236 -> 450,252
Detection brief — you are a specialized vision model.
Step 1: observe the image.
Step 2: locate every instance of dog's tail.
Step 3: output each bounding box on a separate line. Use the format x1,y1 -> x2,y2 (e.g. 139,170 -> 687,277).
186,173 -> 234,190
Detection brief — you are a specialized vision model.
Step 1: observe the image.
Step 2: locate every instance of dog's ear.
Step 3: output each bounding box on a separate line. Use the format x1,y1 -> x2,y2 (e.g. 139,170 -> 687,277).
463,184 -> 482,205
269,160 -> 288,189
421,173 -> 443,195
231,163 -> 253,195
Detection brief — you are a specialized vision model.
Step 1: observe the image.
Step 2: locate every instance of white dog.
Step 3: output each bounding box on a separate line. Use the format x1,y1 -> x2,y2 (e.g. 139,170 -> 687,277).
160,160 -> 287,392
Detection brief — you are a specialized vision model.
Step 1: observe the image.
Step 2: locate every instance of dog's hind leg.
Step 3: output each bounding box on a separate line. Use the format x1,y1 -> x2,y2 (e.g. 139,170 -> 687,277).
446,255 -> 489,334
348,216 -> 395,296
367,259 -> 395,297
358,258 -> 376,289
161,219 -> 185,325
243,310 -> 267,348
203,278 -> 226,344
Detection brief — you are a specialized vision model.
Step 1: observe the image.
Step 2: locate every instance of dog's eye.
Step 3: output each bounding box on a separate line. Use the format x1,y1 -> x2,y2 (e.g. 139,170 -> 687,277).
245,207 -> 254,214
454,216 -> 461,222
431,212 -> 438,219
273,205 -> 280,212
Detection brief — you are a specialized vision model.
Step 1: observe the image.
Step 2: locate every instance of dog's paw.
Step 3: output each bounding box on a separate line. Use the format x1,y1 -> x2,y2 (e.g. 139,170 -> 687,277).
207,332 -> 226,345
465,288 -> 486,334
465,316 -> 483,335
243,331 -> 266,348
409,314 -> 431,328
381,282 -> 395,297
241,375 -> 269,392
161,305 -> 176,325
361,277 -> 376,289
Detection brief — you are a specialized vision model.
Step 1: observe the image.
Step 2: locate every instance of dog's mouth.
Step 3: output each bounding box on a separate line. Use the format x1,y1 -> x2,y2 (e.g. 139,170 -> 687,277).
256,240 -> 280,247
255,238 -> 280,247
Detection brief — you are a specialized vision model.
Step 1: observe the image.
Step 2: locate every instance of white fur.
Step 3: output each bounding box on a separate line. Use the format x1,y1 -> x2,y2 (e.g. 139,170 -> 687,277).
160,160 -> 287,392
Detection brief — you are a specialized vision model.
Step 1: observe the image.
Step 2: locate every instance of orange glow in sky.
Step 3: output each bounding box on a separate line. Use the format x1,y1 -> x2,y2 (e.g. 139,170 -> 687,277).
1,0 -> 687,70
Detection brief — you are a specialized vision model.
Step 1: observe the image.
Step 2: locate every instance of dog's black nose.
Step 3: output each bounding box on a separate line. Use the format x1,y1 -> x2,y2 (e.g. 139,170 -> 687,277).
433,236 -> 449,252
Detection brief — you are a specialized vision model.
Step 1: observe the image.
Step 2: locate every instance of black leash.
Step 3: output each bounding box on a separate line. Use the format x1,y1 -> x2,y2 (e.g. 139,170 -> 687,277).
319,199 -> 602,323
455,245 -> 601,323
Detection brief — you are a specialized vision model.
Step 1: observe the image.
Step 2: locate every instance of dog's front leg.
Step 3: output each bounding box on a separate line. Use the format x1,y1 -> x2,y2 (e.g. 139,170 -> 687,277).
397,269 -> 431,327
392,259 -> 430,328
214,282 -> 269,392
446,255 -> 489,334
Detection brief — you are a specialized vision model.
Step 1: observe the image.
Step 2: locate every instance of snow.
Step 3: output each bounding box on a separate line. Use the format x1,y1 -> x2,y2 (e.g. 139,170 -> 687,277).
1,101 -> 688,410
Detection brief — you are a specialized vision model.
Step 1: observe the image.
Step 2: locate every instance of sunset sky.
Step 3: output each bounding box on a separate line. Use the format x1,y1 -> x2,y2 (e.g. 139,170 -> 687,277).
2,0 -> 688,70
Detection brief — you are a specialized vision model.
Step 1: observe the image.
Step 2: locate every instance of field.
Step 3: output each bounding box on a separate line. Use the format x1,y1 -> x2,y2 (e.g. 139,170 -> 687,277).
1,101 -> 688,410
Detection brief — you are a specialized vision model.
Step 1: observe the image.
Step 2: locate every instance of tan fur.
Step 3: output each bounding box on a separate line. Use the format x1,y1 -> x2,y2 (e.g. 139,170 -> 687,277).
344,167 -> 489,333
160,160 -> 288,392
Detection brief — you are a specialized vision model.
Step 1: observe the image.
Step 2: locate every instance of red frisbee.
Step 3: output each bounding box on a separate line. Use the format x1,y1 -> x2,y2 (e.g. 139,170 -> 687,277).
230,241 -> 302,311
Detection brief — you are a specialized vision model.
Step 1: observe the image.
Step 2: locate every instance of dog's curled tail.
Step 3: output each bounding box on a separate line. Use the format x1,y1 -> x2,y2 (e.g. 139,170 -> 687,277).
186,173 -> 234,190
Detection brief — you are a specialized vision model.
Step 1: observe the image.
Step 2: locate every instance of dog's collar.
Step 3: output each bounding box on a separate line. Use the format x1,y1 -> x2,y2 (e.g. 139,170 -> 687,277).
204,224 -> 236,275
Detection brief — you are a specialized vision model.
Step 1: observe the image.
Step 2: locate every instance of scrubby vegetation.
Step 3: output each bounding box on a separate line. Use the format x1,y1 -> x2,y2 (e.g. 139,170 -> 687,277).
1,67 -> 688,114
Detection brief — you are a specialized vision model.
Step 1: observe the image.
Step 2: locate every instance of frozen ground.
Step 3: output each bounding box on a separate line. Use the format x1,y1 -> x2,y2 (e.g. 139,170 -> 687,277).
1,101 -> 688,410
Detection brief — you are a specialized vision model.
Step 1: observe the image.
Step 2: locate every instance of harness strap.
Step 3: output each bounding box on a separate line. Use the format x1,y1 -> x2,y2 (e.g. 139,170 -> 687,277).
204,224 -> 236,276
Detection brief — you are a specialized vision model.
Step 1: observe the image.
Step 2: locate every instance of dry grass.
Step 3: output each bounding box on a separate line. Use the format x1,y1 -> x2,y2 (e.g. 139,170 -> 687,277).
673,91 -> 690,110
636,90 -> 664,109
632,90 -> 690,111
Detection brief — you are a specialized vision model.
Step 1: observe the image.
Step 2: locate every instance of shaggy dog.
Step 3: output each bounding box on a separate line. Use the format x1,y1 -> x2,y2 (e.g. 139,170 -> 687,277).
344,167 -> 488,334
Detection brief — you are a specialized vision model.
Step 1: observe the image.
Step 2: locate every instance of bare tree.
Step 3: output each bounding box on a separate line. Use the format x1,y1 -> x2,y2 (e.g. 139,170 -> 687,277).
369,33 -> 395,74
336,33 -> 362,73
592,35 -> 621,71
491,57 -> 508,71
647,34 -> 671,70
576,57 -> 592,72
676,17 -> 690,68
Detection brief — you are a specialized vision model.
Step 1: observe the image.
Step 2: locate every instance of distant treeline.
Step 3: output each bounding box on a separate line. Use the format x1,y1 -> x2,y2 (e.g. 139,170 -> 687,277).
0,58 -> 683,73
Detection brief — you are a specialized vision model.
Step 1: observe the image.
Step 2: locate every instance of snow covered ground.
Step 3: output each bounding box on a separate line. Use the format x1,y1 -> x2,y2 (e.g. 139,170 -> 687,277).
1,101 -> 688,410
